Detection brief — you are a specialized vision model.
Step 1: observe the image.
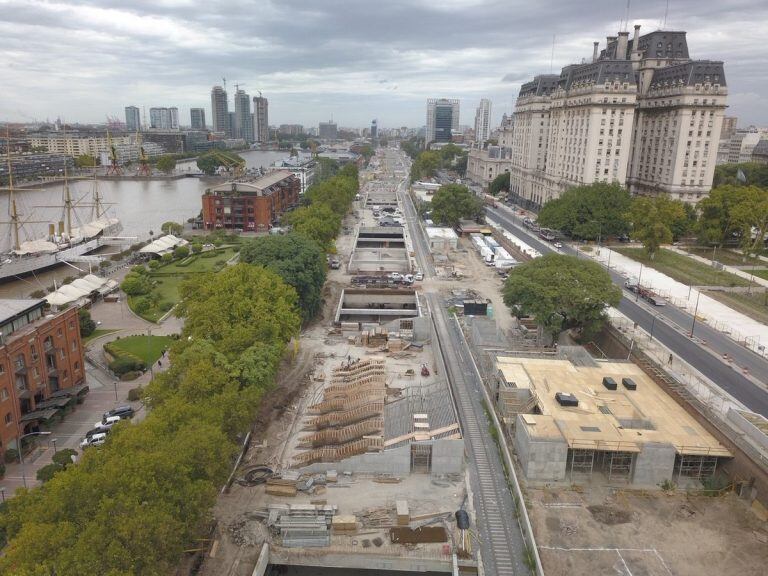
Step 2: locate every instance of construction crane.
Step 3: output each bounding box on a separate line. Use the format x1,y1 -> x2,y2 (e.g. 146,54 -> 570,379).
210,149 -> 245,179
105,130 -> 122,176
136,131 -> 151,177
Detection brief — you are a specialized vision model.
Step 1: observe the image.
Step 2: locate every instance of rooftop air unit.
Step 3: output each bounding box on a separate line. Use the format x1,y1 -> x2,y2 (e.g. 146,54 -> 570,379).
555,392 -> 579,407
602,377 -> 618,391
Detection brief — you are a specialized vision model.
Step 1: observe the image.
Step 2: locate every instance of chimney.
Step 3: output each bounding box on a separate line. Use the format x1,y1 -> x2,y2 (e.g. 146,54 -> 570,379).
592,42 -> 599,62
631,24 -> 641,52
616,31 -> 629,60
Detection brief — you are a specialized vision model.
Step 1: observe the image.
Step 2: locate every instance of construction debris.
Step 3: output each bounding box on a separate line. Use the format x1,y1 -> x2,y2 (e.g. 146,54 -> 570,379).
396,500 -> 410,526
332,515 -> 358,533
390,526 -> 448,544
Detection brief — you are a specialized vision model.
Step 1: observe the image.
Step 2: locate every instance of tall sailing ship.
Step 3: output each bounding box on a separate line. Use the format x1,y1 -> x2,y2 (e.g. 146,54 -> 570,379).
0,142 -> 122,282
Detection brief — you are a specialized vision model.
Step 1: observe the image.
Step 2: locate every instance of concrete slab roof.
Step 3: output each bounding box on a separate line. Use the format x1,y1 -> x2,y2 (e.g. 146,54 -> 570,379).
497,356 -> 731,457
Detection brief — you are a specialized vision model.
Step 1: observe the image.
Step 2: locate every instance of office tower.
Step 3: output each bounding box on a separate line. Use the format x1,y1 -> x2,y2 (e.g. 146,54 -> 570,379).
508,25 -> 727,206
319,121 -> 338,140
190,108 -> 206,130
371,119 -> 378,142
426,99 -> 460,145
169,107 -> 179,130
474,99 -> 491,146
234,89 -> 253,141
253,95 -> 269,143
210,85 -> 229,136
228,112 -> 236,138
149,107 -> 172,130
125,106 -> 140,132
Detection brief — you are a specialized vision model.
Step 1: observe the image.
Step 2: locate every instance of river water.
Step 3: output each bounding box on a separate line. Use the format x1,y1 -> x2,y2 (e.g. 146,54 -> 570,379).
0,150 -> 289,298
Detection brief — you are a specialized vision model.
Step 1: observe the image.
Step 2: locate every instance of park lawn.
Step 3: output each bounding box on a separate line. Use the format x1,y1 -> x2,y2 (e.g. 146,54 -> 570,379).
704,290 -> 768,327
108,334 -> 174,367
752,269 -> 768,281
83,329 -> 118,344
614,248 -> 751,287
157,248 -> 236,274
684,246 -> 763,267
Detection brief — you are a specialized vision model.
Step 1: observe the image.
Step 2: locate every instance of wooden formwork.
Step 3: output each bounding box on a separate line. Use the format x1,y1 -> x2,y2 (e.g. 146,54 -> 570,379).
298,417 -> 385,448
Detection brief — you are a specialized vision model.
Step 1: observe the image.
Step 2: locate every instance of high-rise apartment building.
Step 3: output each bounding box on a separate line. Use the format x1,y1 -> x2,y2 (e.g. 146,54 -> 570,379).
508,25 -> 727,207
319,121 -> 338,140
169,107 -> 179,130
190,108 -> 206,130
253,96 -> 269,143
149,107 -> 176,130
210,85 -> 229,136
371,119 -> 378,142
426,99 -> 460,145
474,99 -> 492,146
234,89 -> 253,142
125,106 -> 140,132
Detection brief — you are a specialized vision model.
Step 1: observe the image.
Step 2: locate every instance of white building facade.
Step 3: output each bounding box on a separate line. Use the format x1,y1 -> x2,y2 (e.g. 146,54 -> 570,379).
508,25 -> 727,208
474,99 -> 492,146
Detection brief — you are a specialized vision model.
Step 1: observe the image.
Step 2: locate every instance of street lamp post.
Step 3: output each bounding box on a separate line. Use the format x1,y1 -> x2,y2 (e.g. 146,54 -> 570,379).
113,380 -> 119,402
0,487 -> 5,502
649,315 -> 659,342
18,431 -> 52,488
635,263 -> 644,302
690,290 -> 702,339
147,327 -> 153,378
51,438 -> 58,454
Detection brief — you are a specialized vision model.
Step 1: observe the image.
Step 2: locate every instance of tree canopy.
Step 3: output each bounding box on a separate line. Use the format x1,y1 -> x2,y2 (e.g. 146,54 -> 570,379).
430,183 -> 483,227
160,221 -> 183,235
196,150 -> 244,175
628,196 -> 689,258
240,234 -> 327,322
488,172 -> 510,196
409,150 -> 441,182
713,162 -> 768,188
0,264 -> 300,575
502,254 -> 621,339
156,155 -> 177,174
537,182 -> 631,240
74,154 -> 97,168
695,184 -> 768,252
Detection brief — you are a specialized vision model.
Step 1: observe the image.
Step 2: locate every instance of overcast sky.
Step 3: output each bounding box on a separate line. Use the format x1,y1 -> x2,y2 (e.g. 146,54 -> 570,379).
1,0 -> 766,129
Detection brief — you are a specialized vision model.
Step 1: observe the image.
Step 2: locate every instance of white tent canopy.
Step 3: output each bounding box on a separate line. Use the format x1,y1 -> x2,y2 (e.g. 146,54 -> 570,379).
44,274 -> 119,307
139,234 -> 189,256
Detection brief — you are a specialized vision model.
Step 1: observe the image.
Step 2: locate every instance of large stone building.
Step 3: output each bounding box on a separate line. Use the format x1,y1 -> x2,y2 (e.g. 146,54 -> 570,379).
29,133 -> 133,157
201,170 -> 300,231
466,145 -> 511,190
717,127 -> 768,165
0,300 -> 86,452
508,25 -> 727,207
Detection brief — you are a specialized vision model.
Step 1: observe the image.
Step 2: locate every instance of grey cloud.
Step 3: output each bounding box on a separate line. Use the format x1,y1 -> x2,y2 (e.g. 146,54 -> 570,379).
0,0 -> 766,127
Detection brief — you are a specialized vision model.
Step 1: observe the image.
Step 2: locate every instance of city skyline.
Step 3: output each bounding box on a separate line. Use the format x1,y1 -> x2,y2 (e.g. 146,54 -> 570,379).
0,1 -> 767,128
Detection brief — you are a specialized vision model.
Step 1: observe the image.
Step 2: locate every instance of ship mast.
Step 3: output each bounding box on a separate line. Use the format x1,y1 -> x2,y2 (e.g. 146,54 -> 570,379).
62,124 -> 73,237
5,127 -> 21,251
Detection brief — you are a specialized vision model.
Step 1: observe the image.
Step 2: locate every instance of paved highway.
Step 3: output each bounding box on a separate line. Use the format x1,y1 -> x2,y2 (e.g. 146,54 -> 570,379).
427,293 -> 528,576
487,205 -> 768,417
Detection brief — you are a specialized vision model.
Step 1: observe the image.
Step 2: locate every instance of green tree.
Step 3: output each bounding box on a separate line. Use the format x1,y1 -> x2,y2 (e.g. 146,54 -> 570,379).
191,242 -> 203,254
537,182 -> 631,240
74,154 -> 97,168
36,463 -> 63,483
156,155 -> 177,174
729,185 -> 768,254
240,234 -> 327,322
196,150 -> 244,176
160,221 -> 183,235
430,183 -> 483,227
503,254 -> 621,340
713,162 -> 768,188
78,308 -> 96,337
400,137 -> 423,160
410,150 -> 441,182
628,196 -> 688,258
488,172 -> 510,196
173,245 -> 190,259
120,273 -> 151,296
284,204 -> 341,252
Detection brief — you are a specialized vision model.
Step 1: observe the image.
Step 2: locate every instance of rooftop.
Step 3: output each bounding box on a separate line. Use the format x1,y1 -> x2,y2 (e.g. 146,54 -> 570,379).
425,227 -> 458,240
0,299 -> 44,326
205,170 -> 295,195
497,356 -> 731,457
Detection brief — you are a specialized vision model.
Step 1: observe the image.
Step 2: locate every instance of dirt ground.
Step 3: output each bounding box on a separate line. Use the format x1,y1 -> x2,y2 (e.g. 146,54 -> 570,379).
529,485 -> 768,576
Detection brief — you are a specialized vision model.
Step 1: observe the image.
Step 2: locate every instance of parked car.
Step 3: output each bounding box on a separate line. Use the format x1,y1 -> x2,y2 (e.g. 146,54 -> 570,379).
95,415 -> 122,430
330,259 -> 341,270
414,271 -> 424,281
403,274 -> 414,284
388,272 -> 403,281
85,427 -> 109,439
80,432 -> 108,449
103,406 -> 134,420
553,241 -> 563,249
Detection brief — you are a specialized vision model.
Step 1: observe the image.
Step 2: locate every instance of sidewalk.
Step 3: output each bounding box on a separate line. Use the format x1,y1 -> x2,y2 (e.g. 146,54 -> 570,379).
589,246 -> 768,357
667,246 -> 768,289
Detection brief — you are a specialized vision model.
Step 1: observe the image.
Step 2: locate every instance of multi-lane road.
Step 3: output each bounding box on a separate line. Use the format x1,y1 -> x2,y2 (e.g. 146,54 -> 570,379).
487,205 -> 768,417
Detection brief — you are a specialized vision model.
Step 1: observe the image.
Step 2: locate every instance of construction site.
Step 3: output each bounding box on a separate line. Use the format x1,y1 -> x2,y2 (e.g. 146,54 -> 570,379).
197,155 -> 476,576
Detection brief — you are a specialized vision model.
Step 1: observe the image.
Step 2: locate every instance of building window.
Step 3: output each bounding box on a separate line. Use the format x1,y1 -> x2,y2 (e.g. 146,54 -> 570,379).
0,365 -> 4,375
4,412 -> 12,425
0,388 -> 8,401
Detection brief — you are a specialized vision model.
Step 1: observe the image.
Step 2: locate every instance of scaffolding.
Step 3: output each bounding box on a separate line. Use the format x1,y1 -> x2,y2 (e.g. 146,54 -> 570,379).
675,454 -> 719,481
568,449 -> 595,480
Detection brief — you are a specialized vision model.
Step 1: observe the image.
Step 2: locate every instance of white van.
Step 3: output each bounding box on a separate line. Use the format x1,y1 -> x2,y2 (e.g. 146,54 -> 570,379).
80,432 -> 108,449
95,415 -> 122,430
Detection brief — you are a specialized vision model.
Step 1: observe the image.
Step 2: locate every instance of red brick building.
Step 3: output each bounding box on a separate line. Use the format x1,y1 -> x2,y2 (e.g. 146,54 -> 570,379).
0,300 -> 86,453
201,170 -> 300,231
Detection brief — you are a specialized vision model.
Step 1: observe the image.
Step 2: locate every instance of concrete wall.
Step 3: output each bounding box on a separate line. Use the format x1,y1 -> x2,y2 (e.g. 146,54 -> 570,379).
631,442 -> 677,486
431,439 -> 465,475
298,445 -> 411,476
514,417 -> 568,481
727,409 -> 768,455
